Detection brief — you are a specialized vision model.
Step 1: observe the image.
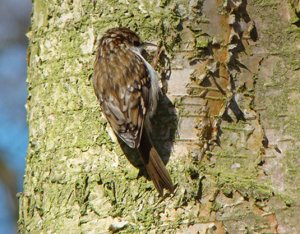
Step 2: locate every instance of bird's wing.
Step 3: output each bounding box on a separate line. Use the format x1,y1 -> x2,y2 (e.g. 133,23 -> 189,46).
93,47 -> 150,148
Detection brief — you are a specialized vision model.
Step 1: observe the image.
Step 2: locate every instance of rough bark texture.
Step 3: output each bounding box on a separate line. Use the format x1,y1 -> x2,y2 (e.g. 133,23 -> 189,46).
19,0 -> 300,233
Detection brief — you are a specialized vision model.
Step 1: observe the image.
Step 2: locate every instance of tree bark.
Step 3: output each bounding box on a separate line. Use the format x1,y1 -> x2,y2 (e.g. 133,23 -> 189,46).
19,0 -> 300,233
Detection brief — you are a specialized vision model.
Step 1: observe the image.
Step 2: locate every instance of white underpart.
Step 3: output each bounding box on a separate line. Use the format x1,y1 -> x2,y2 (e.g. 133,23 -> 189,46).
131,46 -> 160,118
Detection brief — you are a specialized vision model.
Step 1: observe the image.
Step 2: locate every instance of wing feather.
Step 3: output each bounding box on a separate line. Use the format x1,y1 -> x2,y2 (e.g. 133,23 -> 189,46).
93,45 -> 150,148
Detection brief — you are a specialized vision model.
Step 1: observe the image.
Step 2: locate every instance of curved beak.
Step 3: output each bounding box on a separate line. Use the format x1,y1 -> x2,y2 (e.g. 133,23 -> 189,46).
142,42 -> 157,47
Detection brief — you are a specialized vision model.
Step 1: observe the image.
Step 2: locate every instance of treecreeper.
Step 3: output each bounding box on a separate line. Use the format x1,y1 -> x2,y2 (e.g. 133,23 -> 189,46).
92,27 -> 174,195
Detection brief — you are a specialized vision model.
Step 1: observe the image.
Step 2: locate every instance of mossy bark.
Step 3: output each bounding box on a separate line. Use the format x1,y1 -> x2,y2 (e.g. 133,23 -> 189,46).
19,0 -> 300,233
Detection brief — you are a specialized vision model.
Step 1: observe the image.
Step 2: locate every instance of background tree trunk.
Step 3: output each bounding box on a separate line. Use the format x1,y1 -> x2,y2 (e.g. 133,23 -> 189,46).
19,0 -> 300,233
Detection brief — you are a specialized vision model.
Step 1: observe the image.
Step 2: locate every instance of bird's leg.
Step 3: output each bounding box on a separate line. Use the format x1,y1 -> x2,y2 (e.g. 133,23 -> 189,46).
151,43 -> 164,69
151,43 -> 171,95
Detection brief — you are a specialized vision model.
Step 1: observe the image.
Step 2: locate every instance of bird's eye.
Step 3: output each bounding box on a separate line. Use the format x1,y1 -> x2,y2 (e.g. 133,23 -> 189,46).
133,40 -> 141,47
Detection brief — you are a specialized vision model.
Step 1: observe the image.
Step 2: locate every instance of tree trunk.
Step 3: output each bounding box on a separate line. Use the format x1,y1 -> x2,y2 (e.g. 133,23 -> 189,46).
19,0 -> 300,233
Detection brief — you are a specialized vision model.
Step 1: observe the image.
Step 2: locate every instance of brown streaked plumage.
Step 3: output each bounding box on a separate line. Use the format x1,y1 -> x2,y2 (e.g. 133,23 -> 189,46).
93,27 -> 174,195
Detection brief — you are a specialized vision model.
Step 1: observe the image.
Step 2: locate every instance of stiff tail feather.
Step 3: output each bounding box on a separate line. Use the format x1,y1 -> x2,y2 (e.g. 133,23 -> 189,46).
138,131 -> 174,195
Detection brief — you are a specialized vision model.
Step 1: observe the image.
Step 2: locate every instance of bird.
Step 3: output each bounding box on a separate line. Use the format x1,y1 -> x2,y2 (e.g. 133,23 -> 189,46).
93,27 -> 174,195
